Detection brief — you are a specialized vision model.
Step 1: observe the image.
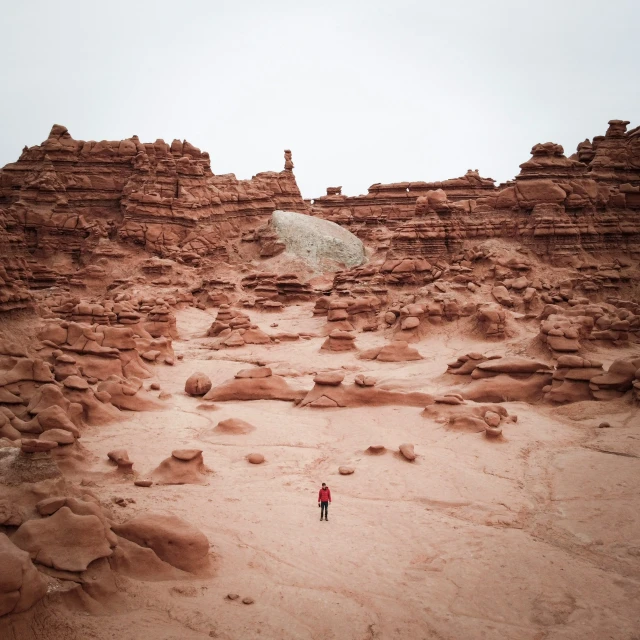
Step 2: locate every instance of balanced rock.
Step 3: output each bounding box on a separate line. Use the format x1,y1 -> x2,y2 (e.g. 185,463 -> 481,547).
483,411 -> 502,428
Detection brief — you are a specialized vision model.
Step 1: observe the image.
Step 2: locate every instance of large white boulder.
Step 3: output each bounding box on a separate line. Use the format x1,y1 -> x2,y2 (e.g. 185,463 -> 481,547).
270,210 -> 366,271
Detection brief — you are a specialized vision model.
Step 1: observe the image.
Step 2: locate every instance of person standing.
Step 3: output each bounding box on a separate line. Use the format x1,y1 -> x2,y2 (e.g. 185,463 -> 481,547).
318,482 -> 331,521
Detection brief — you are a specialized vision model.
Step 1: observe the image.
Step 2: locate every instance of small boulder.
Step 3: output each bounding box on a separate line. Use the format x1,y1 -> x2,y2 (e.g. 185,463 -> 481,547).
108,449 -> 134,472
399,443 -> 416,461
184,372 -> 212,397
247,453 -> 265,464
354,374 -> 376,387
338,466 -> 354,475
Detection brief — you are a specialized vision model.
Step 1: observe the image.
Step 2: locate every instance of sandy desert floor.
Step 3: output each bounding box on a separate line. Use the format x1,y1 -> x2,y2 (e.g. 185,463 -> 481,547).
5,303 -> 639,640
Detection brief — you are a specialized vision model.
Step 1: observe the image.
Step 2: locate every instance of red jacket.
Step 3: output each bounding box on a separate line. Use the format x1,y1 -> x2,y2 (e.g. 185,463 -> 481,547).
318,487 -> 331,502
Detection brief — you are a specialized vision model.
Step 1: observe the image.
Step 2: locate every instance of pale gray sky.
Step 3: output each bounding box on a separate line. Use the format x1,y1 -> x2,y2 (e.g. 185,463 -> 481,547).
1,0 -> 638,198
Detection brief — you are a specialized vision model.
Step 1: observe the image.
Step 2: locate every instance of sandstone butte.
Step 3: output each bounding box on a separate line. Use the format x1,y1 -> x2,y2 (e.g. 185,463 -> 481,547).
0,119 -> 639,640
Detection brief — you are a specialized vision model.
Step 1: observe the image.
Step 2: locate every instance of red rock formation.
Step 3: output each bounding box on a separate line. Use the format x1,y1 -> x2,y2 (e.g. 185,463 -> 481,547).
0,125 -> 309,266
311,120 -> 640,262
311,169 -> 497,234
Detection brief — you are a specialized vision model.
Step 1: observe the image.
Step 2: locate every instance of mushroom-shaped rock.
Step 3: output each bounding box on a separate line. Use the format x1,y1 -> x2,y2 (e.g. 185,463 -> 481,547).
338,466 -> 355,475
184,372 -> 212,397
11,506 -> 115,572
112,512 -> 210,573
321,330 -> 357,352
108,449 -> 134,472
0,533 -> 48,616
151,450 -> 208,485
314,371 -> 345,386
399,443 -> 416,461
246,453 -> 265,464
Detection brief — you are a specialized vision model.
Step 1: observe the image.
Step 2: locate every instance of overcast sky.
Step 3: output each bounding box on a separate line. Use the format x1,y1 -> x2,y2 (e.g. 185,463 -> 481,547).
1,0 -> 638,198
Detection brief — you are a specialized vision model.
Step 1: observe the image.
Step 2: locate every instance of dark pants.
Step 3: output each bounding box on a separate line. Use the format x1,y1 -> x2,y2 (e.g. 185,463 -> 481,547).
320,501 -> 329,519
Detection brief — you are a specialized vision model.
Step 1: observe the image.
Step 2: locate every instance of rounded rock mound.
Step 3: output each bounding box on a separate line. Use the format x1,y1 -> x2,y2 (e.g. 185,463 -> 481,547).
270,210 -> 366,271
